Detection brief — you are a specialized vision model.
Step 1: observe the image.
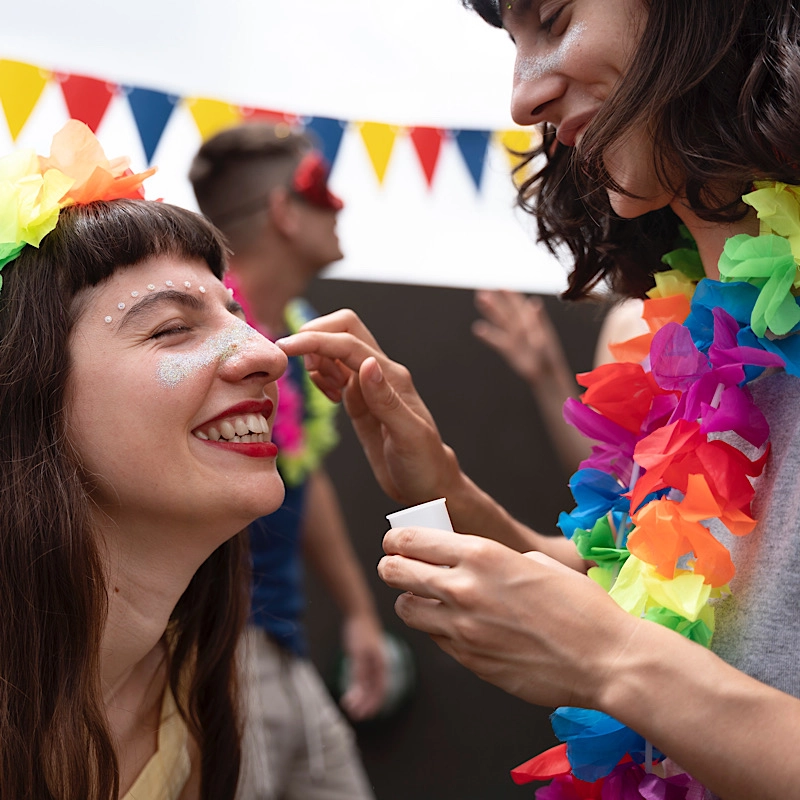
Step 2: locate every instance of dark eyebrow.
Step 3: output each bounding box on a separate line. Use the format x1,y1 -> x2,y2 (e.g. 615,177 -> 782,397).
116,289 -> 205,332
227,298 -> 245,317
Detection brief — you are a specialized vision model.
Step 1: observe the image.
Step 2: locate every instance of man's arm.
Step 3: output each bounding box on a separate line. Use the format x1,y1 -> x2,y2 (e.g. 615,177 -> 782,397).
301,467 -> 388,720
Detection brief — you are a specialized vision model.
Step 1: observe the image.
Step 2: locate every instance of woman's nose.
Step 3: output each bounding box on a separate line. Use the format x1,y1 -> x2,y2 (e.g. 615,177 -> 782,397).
217,322 -> 288,385
510,54 -> 566,127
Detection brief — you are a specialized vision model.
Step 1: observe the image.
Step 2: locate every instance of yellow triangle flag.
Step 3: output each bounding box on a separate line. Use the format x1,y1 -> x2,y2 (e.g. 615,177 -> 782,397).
0,60 -> 51,141
497,128 -> 542,167
185,97 -> 243,141
358,121 -> 398,185
496,127 -> 543,186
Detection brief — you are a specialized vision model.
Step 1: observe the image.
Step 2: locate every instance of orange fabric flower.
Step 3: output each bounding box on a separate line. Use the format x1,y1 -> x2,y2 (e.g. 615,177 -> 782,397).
39,119 -> 156,204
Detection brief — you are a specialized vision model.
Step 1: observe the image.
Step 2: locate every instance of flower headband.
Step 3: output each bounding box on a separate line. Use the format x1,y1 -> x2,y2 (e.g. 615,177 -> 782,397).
0,119 -> 156,290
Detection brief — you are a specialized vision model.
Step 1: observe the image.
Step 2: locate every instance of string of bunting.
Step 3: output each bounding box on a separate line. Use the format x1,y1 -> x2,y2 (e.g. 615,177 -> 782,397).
0,57 -> 540,191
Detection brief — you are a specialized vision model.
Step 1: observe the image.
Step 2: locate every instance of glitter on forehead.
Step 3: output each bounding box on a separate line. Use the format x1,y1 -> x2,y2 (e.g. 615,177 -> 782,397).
514,21 -> 587,82
155,317 -> 258,388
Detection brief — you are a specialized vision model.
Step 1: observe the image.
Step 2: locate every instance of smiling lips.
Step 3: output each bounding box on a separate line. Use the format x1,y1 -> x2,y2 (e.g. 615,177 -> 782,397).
192,401 -> 278,457
556,112 -> 596,147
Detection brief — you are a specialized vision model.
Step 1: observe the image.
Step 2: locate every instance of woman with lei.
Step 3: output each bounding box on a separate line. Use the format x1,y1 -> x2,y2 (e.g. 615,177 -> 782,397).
277,0 -> 800,797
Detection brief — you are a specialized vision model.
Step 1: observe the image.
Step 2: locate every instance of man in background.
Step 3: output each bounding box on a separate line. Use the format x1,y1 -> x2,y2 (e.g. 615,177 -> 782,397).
191,122 -> 385,799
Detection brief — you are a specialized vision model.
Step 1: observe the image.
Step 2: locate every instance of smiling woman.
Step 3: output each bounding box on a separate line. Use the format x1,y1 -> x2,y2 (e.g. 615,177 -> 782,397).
275,1 -> 800,799
0,122 -> 286,799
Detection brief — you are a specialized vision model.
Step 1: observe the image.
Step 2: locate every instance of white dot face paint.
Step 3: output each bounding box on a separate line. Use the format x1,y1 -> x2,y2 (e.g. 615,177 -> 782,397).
514,21 -> 587,82
156,317 -> 257,388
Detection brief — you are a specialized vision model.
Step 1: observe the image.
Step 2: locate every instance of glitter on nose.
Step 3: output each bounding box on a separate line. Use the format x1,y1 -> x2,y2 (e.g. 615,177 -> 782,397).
155,318 -> 257,388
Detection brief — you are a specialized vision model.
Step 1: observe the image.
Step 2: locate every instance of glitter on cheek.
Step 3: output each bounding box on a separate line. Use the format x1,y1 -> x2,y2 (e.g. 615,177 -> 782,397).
514,22 -> 587,82
155,318 -> 258,388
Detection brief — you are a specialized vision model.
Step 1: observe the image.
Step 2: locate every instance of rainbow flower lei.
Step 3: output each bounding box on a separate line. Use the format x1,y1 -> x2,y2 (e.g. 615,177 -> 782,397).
0,120 -> 155,284
512,181 -> 800,798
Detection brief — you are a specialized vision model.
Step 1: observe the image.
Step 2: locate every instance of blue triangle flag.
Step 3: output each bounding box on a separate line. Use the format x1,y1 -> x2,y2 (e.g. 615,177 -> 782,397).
127,87 -> 177,164
303,116 -> 346,168
453,129 -> 491,191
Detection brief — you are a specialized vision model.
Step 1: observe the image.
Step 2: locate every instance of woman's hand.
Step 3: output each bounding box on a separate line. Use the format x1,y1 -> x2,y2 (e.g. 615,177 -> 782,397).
378,525 -> 634,710
277,309 -> 462,505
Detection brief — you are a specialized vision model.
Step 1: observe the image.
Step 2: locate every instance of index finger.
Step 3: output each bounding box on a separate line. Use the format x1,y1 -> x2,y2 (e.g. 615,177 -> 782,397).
383,526 -> 468,567
277,328 -> 384,379
280,308 -> 381,349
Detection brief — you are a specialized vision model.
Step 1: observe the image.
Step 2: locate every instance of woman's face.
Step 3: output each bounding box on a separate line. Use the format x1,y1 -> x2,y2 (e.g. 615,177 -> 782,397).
503,0 -> 672,217
66,255 -> 287,542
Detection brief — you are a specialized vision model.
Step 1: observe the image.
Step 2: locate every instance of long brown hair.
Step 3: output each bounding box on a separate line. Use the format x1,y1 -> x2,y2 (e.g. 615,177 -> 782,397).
463,0 -> 800,299
0,200 -> 249,799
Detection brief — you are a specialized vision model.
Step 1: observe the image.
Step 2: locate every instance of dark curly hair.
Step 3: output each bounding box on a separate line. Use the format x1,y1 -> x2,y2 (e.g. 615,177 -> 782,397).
462,0 -> 800,300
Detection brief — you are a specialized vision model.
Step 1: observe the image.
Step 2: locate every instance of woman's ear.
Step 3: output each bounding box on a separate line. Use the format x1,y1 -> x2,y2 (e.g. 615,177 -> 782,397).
268,186 -> 301,238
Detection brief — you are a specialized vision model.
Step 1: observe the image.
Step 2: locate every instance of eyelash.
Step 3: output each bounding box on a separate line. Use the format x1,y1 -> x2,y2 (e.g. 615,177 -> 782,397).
542,6 -> 564,33
151,324 -> 191,340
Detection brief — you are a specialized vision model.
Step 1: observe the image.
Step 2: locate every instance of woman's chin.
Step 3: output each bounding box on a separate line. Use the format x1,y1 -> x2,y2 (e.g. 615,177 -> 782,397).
608,188 -> 672,219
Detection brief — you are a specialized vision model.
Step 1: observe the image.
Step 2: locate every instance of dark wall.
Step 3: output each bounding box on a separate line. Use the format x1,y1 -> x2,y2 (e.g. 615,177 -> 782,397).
302,278 -> 608,800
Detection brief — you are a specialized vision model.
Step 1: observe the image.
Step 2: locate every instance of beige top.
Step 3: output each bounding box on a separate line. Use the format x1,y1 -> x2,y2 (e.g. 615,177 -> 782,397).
121,685 -> 191,800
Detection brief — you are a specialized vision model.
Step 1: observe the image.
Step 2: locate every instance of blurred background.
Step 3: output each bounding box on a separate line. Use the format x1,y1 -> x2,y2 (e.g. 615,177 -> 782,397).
0,2 -> 611,796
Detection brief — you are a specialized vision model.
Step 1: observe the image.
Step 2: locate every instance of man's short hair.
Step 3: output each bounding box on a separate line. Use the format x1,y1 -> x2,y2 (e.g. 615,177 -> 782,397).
189,123 -> 315,251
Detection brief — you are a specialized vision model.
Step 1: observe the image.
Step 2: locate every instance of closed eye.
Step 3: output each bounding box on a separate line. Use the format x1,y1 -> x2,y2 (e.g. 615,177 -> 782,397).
542,6 -> 564,33
150,324 -> 192,340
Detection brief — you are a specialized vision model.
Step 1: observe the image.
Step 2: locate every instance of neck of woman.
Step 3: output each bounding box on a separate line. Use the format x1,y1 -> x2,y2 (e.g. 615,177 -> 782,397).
670,197 -> 760,280
98,523 -> 204,706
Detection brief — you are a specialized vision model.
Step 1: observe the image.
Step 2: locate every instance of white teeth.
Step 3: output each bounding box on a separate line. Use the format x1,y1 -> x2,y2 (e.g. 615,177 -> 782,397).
195,411 -> 272,443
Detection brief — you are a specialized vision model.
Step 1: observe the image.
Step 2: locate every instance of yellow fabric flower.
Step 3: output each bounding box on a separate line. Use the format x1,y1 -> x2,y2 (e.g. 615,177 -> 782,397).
0,149 -> 74,276
646,268 -> 697,302
745,181 -> 800,269
608,554 -> 712,621
0,120 -> 157,285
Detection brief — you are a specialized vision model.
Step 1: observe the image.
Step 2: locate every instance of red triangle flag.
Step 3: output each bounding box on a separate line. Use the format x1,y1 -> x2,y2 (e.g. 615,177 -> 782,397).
409,126 -> 444,187
59,73 -> 116,133
240,105 -> 300,127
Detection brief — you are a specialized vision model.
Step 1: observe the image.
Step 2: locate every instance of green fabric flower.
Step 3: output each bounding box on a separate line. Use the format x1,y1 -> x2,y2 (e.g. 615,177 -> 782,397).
0,149 -> 74,287
572,516 -> 630,571
718,232 -> 800,336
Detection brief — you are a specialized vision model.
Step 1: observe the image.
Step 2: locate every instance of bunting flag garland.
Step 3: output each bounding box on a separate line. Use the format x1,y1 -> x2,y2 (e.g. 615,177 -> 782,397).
358,121 -> 399,185
0,55 -> 542,195
303,116 -> 346,169
409,126 -> 445,187
0,60 -> 51,141
58,73 -> 116,133
453,128 -> 492,191
515,186 -> 800,798
498,127 -> 543,186
240,105 -> 300,127
127,87 -> 178,165
185,97 -> 243,142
